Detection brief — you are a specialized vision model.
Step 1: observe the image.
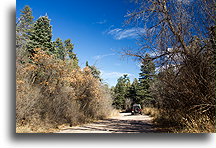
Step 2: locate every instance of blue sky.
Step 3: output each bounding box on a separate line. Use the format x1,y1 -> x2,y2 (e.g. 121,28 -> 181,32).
16,0 -> 143,87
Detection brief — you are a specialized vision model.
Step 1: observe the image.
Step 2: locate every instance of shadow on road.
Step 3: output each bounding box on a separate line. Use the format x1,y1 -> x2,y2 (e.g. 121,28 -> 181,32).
82,119 -> 155,133
59,113 -> 169,133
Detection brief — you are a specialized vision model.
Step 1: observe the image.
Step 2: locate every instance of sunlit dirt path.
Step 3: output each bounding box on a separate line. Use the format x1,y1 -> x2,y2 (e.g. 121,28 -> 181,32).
57,113 -> 165,133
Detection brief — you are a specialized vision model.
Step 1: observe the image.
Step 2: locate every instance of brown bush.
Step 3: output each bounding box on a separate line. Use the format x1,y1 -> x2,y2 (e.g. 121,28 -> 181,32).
142,107 -> 159,118
16,49 -> 113,132
151,38 -> 215,132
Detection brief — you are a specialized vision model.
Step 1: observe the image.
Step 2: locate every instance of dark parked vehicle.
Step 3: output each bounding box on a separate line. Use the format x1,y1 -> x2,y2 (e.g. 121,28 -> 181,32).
131,104 -> 142,115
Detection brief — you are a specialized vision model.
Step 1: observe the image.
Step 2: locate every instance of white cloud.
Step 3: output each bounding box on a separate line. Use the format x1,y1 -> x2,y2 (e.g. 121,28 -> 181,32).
148,51 -> 159,58
177,0 -> 192,4
107,27 -> 146,40
93,53 -> 115,61
136,62 -> 142,68
167,47 -> 173,52
101,71 -> 134,79
95,19 -> 107,24
108,28 -> 122,34
100,70 -> 136,86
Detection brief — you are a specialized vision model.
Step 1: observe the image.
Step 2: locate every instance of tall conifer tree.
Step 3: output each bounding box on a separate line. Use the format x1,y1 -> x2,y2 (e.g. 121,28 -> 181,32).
128,78 -> 140,104
53,38 -> 65,60
16,5 -> 34,40
16,5 -> 34,63
113,74 -> 131,109
138,53 -> 156,104
64,39 -> 78,66
27,15 -> 53,55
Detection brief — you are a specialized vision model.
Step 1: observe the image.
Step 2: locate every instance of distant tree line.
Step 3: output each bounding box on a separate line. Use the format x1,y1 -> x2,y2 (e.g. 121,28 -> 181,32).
112,53 -> 156,110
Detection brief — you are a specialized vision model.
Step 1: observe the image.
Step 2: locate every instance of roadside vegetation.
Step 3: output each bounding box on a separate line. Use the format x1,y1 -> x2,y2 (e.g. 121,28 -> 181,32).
112,0 -> 215,133
16,6 -> 113,133
16,0 -> 215,133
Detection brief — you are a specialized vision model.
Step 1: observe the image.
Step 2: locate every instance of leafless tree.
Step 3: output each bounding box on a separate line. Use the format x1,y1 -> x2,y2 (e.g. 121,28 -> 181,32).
123,0 -> 215,131
124,0 -> 215,64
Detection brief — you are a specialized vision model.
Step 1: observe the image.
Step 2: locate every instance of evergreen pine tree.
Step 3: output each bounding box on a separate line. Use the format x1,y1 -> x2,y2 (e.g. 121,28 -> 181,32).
64,39 -> 78,65
27,15 -> 54,56
113,74 -> 131,109
85,61 -> 101,81
64,39 -> 75,59
16,5 -> 34,41
128,78 -> 140,104
139,54 -> 155,86
53,38 -> 65,60
85,61 -> 89,67
16,5 -> 34,63
138,53 -> 156,105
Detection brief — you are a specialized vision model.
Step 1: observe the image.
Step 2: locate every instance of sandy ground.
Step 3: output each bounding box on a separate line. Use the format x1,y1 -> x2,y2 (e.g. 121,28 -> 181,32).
57,113 -> 165,133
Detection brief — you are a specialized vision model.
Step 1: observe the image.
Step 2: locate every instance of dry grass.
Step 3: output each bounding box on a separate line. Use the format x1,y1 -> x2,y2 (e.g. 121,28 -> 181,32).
108,109 -> 120,117
177,114 -> 215,133
142,107 -> 215,133
142,107 -> 159,118
152,110 -> 215,133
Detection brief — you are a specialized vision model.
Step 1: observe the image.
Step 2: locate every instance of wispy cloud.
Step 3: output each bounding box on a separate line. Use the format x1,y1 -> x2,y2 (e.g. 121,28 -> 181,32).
100,70 -> 136,86
95,19 -> 107,24
107,27 -> 146,40
93,53 -> 115,61
101,71 -> 134,79
114,63 -> 121,66
177,0 -> 192,4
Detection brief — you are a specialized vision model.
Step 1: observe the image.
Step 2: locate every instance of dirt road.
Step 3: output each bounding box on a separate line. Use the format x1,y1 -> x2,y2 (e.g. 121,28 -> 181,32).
57,113 -> 164,133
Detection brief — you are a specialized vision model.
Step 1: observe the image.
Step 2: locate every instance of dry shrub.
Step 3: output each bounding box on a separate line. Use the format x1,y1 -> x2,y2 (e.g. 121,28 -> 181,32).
179,114 -> 215,133
152,38 -> 215,133
109,109 -> 120,117
16,48 -> 113,132
142,107 -> 159,118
